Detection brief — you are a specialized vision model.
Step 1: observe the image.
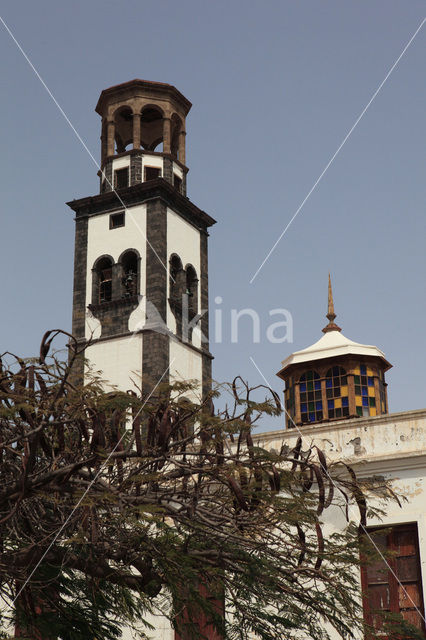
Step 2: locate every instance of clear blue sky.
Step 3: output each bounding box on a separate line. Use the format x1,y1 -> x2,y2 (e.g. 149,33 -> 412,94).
0,1 -> 424,430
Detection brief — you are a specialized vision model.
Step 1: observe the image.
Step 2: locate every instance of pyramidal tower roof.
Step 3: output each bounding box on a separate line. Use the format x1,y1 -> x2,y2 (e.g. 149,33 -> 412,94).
277,277 -> 392,378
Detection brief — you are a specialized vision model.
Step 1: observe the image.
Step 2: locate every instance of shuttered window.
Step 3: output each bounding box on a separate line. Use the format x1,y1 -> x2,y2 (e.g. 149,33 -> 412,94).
361,524 -> 425,636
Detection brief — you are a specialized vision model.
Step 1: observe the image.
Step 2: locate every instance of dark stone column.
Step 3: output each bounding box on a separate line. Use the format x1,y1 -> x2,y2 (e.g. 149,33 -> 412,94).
142,199 -> 169,394
112,262 -> 122,300
163,156 -> 173,185
130,153 -> 143,185
72,217 -> 88,340
200,231 -> 212,398
70,216 -> 88,383
103,160 -> 113,193
182,170 -> 187,197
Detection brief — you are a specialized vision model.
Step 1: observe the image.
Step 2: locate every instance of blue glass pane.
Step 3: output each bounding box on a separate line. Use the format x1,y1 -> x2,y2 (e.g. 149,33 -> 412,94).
342,397 -> 349,407
301,403 -> 307,412
309,413 -> 315,422
368,377 -> 374,386
328,400 -> 334,410
360,365 -> 366,375
333,366 -> 339,376
314,381 -> 321,390
300,383 -> 306,392
326,379 -> 332,388
362,397 -> 369,407
316,401 -> 322,411
362,386 -> 368,396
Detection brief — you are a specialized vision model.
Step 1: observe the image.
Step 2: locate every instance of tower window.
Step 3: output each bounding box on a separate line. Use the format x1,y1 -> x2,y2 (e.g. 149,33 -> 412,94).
353,364 -> 377,417
114,167 -> 129,189
186,266 -> 198,311
121,251 -> 139,298
325,366 -> 349,419
96,257 -> 113,304
173,174 -> 182,192
284,377 -> 295,428
110,212 -> 125,229
145,166 -> 161,181
299,370 -> 322,423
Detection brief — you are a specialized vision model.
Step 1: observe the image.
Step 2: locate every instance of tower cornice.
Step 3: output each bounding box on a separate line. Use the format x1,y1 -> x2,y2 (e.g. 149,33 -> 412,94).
95,78 -> 192,116
66,178 -> 216,230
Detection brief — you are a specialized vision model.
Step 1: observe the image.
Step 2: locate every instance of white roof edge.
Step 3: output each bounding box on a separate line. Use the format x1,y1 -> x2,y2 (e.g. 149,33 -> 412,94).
279,331 -> 390,372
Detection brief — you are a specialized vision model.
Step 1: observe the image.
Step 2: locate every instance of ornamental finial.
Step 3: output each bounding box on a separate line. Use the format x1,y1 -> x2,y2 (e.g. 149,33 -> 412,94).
322,274 -> 342,333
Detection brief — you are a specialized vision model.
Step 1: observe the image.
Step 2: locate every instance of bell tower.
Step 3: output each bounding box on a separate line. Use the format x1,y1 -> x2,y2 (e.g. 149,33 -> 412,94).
68,79 -> 216,399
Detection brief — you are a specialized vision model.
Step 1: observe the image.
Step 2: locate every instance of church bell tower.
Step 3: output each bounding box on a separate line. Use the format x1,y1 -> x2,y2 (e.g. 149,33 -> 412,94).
68,79 -> 215,399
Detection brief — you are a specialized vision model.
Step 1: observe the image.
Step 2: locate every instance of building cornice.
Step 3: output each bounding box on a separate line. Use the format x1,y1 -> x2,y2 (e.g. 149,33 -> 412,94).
253,409 -> 426,474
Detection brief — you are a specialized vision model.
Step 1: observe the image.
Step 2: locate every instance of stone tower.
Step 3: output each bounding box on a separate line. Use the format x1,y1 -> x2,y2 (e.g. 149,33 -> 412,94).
277,276 -> 391,428
68,79 -> 215,399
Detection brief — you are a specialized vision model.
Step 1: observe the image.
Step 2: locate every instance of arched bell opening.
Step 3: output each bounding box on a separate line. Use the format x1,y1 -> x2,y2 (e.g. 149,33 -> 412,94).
113,106 -> 133,154
119,250 -> 140,298
140,106 -> 164,152
92,255 -> 114,305
185,265 -> 198,317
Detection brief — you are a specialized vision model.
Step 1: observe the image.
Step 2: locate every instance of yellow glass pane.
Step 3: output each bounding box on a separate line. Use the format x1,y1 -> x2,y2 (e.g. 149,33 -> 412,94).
334,398 -> 342,409
367,367 -> 373,376
354,366 -> 360,374
341,385 -> 348,396
355,396 -> 362,406
370,407 -> 377,416
368,387 -> 375,397
381,402 -> 385,412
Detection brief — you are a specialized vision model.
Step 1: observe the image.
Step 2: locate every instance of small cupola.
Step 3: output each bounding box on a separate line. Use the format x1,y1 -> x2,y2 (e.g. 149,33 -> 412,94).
95,79 -> 191,195
277,276 -> 392,428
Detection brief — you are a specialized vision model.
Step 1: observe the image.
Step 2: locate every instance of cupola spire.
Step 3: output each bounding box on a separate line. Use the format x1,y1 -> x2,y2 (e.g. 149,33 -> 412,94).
322,274 -> 342,333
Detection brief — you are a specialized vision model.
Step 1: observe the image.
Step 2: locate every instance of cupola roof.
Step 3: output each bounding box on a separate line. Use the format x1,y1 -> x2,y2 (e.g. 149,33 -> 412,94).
277,276 -> 392,378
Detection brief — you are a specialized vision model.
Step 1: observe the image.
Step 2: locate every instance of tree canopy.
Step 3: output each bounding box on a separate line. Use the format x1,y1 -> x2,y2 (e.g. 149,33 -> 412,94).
0,331 -> 421,640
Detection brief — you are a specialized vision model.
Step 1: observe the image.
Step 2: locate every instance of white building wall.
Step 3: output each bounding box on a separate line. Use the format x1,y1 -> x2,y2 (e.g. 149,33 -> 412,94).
112,156 -> 131,172
170,340 -> 203,402
85,334 -> 143,393
172,162 -> 183,179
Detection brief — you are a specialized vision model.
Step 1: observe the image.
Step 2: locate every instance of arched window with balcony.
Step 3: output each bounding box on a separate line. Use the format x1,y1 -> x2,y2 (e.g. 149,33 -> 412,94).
299,370 -> 322,424
93,256 -> 114,305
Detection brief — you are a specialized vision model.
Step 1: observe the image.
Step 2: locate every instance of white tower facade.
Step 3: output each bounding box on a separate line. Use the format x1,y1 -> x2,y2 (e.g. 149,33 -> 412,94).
68,79 -> 215,399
